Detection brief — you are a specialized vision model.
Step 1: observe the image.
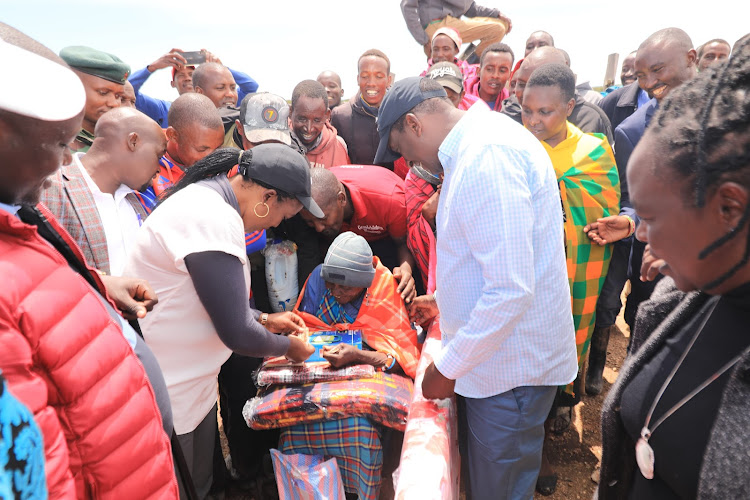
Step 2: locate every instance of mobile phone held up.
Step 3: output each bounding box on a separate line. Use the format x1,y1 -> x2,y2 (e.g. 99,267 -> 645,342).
178,50 -> 206,65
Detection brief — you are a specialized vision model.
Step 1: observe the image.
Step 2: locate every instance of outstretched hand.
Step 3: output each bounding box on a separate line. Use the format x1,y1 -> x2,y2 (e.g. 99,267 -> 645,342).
640,244 -> 666,282
584,215 -> 631,245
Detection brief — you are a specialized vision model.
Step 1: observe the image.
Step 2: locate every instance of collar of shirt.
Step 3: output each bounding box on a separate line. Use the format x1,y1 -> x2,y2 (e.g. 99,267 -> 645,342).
437,102 -> 486,174
343,179 -> 368,221
74,153 -> 134,205
0,201 -> 21,216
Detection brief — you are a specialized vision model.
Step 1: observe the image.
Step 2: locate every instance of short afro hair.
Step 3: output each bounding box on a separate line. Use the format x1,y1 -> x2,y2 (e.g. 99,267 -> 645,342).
525,63 -> 576,102
358,49 -> 391,74
291,79 -> 328,110
480,42 -> 514,67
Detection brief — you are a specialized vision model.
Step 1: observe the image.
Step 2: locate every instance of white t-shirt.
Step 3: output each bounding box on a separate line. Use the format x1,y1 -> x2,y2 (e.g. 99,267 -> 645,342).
123,183 -> 250,435
75,153 -> 141,276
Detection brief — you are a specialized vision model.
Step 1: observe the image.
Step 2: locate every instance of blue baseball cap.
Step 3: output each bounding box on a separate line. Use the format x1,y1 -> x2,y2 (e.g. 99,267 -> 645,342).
374,76 -> 447,164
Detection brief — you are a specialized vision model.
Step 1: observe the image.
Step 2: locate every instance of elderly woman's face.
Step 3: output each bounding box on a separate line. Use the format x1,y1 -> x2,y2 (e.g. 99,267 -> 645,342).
628,133 -> 749,294
326,282 -> 366,305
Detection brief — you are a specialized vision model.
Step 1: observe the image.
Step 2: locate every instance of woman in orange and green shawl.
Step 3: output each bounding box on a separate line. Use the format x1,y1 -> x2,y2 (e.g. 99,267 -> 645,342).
522,63 -> 620,495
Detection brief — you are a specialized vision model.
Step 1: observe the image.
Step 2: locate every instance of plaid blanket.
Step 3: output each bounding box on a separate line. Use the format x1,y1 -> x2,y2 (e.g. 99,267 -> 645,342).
544,123 -> 620,399
244,372 -> 413,431
280,417 -> 383,500
255,364 -> 376,387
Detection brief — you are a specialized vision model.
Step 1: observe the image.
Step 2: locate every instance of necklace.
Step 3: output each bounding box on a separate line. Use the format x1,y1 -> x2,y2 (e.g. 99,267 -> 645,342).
636,296 -> 750,479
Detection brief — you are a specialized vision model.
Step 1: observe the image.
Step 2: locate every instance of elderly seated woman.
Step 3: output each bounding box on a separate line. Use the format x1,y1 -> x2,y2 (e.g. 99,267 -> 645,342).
296,231 -> 420,378
284,232 -> 420,500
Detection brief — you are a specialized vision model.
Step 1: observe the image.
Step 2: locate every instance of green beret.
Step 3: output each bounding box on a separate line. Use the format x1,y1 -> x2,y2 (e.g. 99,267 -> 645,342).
59,45 -> 130,85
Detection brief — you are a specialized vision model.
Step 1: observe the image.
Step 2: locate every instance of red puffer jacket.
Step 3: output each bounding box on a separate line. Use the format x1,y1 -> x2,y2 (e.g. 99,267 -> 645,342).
0,207 -> 178,499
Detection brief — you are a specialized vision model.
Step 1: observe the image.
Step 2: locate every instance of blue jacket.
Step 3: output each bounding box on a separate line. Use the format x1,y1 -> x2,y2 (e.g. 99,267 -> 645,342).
129,66 -> 259,127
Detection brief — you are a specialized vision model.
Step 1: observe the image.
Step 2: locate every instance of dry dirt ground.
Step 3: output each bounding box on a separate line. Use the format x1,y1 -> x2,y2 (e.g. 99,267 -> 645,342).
223,300 -> 632,500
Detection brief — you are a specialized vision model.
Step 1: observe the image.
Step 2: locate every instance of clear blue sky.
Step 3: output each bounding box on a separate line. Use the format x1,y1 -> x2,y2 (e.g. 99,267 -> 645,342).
4,0 -> 747,102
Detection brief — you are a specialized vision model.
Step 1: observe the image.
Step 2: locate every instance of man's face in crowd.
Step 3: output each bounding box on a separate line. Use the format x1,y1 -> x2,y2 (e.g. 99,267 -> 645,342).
479,51 -> 513,100
121,81 -> 137,107
431,34 -> 458,63
291,95 -> 330,147
171,66 -> 195,94
0,111 -> 82,205
325,281 -> 366,305
698,42 -> 730,71
525,32 -> 553,57
635,40 -> 697,102
388,112 -> 443,176
77,72 -> 123,132
514,64 -> 533,104
196,67 -> 238,108
521,85 -> 574,146
317,73 -> 344,108
168,122 -> 225,167
127,127 -> 167,192
620,52 -> 637,86
300,196 -> 345,239
444,87 -> 463,108
357,56 -> 389,107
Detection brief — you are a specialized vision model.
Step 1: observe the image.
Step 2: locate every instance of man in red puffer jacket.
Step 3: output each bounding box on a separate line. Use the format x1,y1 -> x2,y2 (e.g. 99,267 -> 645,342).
0,23 -> 178,500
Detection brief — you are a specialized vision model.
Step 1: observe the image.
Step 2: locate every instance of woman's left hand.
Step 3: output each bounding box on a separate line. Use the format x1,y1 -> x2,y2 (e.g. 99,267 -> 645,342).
265,311 -> 306,334
321,344 -> 362,368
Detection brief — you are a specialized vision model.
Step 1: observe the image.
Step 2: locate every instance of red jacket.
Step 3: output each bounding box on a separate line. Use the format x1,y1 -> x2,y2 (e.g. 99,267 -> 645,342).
0,206 -> 178,499
306,122 -> 351,169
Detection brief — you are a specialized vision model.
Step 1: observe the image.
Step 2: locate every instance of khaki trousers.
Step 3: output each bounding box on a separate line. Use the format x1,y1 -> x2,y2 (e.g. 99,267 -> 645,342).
425,15 -> 508,58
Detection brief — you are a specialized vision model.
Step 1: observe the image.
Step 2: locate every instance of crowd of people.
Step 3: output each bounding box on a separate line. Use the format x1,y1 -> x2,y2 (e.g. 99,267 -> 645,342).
1,2 -> 749,499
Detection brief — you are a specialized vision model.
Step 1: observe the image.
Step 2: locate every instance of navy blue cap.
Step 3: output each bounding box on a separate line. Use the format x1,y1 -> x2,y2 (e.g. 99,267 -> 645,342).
374,76 -> 447,164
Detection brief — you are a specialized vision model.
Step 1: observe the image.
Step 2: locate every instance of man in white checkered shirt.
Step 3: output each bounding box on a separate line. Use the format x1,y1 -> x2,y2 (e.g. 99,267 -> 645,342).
375,76 -> 577,500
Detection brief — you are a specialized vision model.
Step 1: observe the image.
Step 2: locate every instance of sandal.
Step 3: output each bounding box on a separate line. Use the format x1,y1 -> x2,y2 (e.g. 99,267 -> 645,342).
551,406 -> 572,435
536,474 -> 558,496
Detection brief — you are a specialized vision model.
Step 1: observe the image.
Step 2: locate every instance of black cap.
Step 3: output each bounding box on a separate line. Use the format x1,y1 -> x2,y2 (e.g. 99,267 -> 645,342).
237,143 -> 324,218
374,76 -> 447,164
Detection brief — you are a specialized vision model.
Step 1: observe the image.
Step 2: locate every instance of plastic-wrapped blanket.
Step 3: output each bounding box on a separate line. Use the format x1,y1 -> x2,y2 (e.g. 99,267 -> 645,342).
255,363 -> 376,387
393,318 -> 460,500
243,372 -> 413,432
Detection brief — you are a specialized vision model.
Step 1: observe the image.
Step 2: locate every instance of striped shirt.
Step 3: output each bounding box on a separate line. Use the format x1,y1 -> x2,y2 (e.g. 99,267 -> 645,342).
433,104 -> 578,398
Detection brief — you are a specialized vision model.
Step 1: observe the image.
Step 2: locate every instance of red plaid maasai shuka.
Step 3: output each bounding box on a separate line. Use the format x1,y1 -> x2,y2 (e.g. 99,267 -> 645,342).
255,364 -> 376,387
280,417 -> 383,500
244,372 -> 413,431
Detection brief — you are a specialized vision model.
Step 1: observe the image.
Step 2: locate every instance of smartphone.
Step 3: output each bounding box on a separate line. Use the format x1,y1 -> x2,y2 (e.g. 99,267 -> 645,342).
178,50 -> 206,65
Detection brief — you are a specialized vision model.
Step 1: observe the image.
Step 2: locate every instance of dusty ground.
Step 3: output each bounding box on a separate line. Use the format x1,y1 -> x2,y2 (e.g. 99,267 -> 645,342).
532,311 -> 630,500
223,297 -> 631,500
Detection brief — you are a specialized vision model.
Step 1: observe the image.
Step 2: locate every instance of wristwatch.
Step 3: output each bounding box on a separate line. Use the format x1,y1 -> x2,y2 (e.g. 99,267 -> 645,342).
260,313 -> 269,326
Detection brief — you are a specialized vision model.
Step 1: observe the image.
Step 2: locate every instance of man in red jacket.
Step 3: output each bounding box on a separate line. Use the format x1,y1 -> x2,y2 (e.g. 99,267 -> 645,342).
290,79 -> 351,168
0,23 -> 178,499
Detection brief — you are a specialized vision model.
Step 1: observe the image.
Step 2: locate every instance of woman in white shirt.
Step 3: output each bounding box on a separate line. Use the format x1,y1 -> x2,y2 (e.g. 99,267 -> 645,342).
124,144 -> 320,498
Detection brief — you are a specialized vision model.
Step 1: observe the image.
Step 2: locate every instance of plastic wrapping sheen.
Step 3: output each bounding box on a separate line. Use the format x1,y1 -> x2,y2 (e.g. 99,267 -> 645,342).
393,317 -> 460,500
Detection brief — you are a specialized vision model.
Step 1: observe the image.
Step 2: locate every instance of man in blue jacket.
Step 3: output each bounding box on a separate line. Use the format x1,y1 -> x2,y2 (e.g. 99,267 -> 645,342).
129,48 -> 258,127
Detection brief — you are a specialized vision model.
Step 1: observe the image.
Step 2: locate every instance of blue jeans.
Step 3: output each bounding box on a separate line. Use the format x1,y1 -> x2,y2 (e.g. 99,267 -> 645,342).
460,386 -> 557,500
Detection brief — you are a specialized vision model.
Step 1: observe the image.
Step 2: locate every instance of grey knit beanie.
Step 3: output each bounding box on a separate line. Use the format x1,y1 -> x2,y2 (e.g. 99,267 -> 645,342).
321,232 -> 375,288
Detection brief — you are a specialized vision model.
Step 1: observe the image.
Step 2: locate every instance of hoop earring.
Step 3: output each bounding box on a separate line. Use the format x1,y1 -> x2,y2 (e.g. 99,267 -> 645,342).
254,202 -> 270,218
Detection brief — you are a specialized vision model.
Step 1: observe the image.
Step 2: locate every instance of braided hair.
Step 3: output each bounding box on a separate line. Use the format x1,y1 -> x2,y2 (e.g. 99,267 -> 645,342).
649,34 -> 750,290
159,147 -> 295,205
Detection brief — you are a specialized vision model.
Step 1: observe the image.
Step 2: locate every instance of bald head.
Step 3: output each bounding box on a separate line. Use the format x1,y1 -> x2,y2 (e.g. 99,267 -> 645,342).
525,31 -> 555,57
93,106 -> 163,142
310,167 -> 343,209
86,107 -> 165,191
639,28 -> 693,54
515,47 -> 567,104
169,93 -> 223,132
